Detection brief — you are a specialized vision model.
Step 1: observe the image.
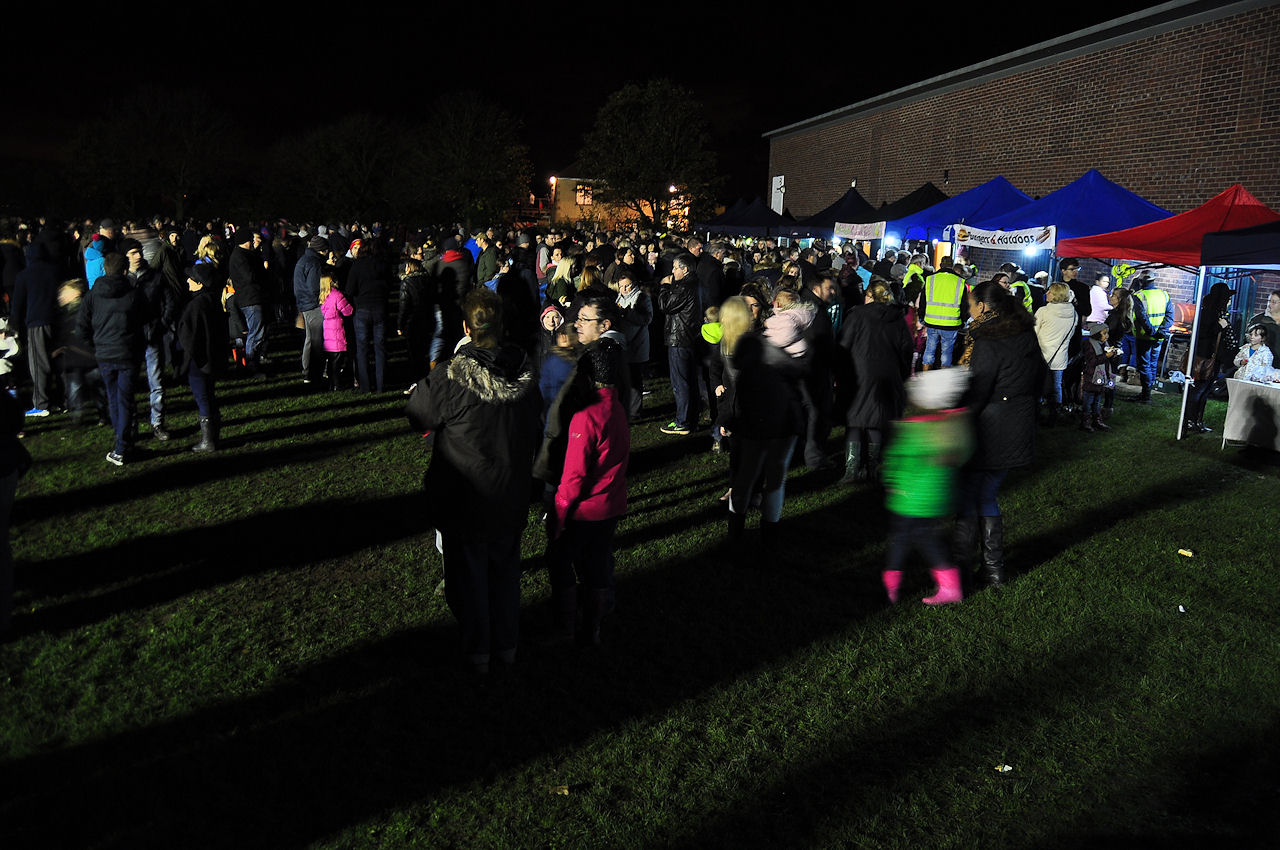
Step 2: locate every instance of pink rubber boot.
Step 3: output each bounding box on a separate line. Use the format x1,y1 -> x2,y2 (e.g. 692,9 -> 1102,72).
881,570 -> 903,603
923,567 -> 964,605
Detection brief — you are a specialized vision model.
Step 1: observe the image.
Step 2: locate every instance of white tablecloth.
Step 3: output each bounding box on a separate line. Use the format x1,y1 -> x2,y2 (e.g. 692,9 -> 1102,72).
1222,379 -> 1280,451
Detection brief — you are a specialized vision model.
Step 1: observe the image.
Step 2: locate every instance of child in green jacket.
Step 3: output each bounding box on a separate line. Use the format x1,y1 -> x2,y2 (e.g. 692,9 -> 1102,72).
882,367 -> 973,604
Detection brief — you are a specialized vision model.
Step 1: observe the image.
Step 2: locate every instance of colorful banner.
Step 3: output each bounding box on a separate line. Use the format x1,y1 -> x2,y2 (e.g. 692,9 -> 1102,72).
947,224 -> 1056,250
834,220 -> 886,240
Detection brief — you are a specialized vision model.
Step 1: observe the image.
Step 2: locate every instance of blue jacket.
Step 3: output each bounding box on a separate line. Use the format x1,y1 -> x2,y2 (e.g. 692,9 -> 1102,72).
293,248 -> 325,312
84,237 -> 109,289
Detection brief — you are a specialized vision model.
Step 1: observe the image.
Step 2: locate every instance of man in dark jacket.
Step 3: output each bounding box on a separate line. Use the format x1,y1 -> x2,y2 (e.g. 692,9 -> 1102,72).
797,272 -> 840,468
658,253 -> 701,435
293,236 -> 328,383
123,239 -> 178,439
406,288 -> 541,674
12,232 -> 63,416
474,231 -> 499,286
228,228 -> 269,375
79,253 -> 148,465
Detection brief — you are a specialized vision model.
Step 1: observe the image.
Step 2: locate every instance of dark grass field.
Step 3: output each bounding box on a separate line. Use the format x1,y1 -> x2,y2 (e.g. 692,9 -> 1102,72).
2,329 -> 1278,849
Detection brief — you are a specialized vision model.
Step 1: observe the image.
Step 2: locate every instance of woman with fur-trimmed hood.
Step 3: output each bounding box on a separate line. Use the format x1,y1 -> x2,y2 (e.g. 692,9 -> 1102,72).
407,288 -> 541,674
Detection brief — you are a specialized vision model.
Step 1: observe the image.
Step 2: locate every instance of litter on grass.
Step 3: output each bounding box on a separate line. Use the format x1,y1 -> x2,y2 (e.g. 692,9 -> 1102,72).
549,785 -> 570,796
1178,549 -> 1194,557
1178,605 -> 1186,613
995,764 -> 1014,773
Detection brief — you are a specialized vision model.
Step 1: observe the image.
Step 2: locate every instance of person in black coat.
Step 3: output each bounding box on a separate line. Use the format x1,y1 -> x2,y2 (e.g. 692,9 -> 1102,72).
11,234 -> 63,415
79,253 -> 149,464
953,280 -> 1045,588
179,265 -> 230,452
406,288 -> 541,674
397,259 -> 437,385
228,229 -> 269,374
836,280 -> 913,484
717,296 -> 805,545
345,240 -> 392,393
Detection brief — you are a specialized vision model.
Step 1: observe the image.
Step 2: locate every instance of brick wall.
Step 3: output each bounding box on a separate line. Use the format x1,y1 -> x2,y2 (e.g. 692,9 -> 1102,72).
769,4 -> 1280,218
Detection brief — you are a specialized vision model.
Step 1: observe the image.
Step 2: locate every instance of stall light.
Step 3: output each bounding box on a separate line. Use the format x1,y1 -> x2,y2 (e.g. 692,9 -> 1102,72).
883,233 -> 901,249
931,238 -> 940,246
1022,246 -> 1043,258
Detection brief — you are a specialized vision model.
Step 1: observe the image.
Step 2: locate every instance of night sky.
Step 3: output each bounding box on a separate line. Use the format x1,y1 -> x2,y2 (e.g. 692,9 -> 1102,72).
2,4 -> 1160,209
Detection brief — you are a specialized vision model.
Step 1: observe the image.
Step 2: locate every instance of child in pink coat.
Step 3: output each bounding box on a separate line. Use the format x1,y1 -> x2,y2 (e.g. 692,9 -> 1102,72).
320,271 -> 354,390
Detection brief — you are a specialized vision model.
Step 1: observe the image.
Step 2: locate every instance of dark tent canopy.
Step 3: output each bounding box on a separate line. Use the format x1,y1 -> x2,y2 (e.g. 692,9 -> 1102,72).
707,197 -> 798,237
869,183 -> 949,224
1202,219 -> 1280,270
798,187 -> 876,231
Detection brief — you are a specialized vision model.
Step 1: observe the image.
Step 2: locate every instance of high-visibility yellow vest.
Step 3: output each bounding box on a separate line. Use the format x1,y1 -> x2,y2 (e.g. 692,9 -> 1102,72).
1133,287 -> 1170,338
1010,280 -> 1033,312
924,271 -> 964,327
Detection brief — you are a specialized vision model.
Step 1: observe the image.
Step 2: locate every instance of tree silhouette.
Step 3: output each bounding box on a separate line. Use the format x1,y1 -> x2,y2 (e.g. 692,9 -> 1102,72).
407,93 -> 532,232
579,79 -> 719,229
66,87 -> 236,220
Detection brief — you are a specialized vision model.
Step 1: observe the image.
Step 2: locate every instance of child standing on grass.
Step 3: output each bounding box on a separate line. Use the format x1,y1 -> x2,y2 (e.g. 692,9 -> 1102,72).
881,367 -> 973,605
1079,322 -> 1116,432
320,268 -> 354,391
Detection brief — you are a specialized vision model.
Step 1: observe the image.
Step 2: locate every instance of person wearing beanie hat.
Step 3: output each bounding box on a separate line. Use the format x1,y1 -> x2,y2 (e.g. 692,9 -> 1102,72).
879,368 -> 973,605
293,235 -> 329,383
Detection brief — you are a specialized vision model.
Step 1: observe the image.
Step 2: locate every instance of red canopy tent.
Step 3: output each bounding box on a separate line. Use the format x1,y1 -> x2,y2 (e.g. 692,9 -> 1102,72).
1056,184 -> 1280,267
1056,184 -> 1280,441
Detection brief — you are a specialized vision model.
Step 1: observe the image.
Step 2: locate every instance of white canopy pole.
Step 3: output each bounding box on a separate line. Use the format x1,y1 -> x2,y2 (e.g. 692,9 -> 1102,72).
1176,266 -> 1208,440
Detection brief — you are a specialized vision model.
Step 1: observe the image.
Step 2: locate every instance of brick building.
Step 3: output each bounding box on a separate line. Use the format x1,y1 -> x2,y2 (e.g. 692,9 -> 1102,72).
765,0 -> 1280,319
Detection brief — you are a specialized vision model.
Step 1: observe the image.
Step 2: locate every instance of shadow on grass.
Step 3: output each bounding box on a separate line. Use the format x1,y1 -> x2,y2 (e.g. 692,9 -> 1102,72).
1007,471 -> 1210,577
219,406 -> 403,447
13,429 -> 406,523
1027,716 -> 1280,848
663,638 -> 1122,848
219,393 -> 382,427
14,490 -> 427,635
0,496 -> 891,849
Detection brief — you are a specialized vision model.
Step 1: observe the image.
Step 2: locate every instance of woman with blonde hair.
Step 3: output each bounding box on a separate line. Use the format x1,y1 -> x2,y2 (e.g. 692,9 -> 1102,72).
716,296 -> 804,545
545,258 -> 575,308
194,234 -> 221,267
1033,282 -> 1078,425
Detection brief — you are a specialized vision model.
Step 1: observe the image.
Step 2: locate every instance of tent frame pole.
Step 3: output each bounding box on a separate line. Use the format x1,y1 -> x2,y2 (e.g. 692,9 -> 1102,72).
1176,266 -> 1209,440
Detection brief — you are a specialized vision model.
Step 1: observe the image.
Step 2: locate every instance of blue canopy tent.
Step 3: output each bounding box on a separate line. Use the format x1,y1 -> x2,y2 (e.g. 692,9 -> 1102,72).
961,169 -> 1171,243
886,176 -> 1032,243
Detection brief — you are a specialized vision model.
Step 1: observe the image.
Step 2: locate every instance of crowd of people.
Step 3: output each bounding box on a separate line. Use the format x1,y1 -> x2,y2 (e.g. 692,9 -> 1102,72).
2,214 -> 1275,662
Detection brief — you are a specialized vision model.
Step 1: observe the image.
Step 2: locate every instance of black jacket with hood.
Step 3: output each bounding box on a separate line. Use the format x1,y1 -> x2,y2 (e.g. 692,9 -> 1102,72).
407,342 -> 541,542
78,273 -> 148,364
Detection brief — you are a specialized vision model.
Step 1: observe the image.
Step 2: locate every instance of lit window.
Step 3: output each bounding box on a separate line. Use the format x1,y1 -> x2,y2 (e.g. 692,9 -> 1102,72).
576,185 -> 593,206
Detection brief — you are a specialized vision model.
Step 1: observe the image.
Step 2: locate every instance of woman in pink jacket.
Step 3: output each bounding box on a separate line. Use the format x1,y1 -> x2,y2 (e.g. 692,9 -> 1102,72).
547,341 -> 630,645
320,269 -> 354,390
